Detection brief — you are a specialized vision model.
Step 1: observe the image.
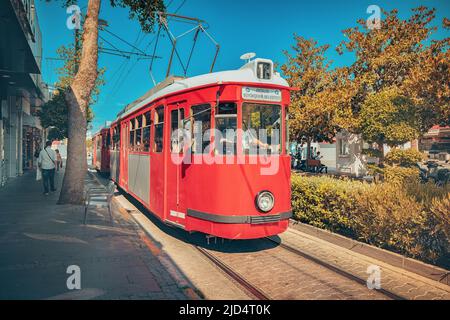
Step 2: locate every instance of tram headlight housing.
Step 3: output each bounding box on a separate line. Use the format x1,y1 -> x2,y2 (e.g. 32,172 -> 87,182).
256,191 -> 275,213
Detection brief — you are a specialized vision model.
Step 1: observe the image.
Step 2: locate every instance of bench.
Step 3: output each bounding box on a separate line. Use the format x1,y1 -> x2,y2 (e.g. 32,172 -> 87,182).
306,159 -> 327,173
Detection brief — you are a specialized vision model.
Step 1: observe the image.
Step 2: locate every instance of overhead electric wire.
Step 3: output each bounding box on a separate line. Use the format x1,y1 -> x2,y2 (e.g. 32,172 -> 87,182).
173,0 -> 186,15
102,28 -> 147,55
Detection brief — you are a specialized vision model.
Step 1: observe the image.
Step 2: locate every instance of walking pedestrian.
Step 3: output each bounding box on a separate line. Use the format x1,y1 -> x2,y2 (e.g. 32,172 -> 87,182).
38,141 -> 57,195
55,149 -> 63,171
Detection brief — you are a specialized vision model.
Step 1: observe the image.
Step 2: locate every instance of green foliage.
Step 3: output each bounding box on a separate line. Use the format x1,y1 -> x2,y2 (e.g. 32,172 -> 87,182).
48,1 -> 166,32
359,88 -> 420,147
383,166 -> 420,186
38,41 -> 102,139
37,92 -> 68,138
109,0 -> 166,33
47,127 -> 67,141
56,43 -> 105,105
385,148 -> 425,167
337,7 -> 449,134
361,148 -> 383,158
280,36 -> 342,143
291,174 -> 450,266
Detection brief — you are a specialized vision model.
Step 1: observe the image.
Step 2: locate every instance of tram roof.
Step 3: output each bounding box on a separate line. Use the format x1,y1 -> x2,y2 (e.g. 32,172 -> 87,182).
117,58 -> 290,120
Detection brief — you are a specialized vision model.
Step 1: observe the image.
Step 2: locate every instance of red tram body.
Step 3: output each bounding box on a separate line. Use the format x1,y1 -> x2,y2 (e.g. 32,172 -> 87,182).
105,58 -> 293,239
92,127 -> 111,173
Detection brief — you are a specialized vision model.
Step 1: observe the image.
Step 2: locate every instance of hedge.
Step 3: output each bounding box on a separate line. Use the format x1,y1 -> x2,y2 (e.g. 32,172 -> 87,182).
291,174 -> 450,268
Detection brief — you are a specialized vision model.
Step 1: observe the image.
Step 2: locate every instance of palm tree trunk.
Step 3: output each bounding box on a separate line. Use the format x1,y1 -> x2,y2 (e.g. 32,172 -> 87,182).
58,0 -> 101,204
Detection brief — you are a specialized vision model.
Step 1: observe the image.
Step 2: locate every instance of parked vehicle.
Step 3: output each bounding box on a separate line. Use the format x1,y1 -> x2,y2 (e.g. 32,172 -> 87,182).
417,161 -> 449,186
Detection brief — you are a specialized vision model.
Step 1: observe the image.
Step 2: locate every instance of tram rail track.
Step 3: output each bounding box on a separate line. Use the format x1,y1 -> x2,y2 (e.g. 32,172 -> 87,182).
195,246 -> 271,300
265,236 -> 406,300
194,235 -> 406,301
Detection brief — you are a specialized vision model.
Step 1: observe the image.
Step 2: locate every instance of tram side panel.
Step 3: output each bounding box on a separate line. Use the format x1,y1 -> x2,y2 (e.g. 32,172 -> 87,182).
128,153 -> 150,205
110,149 -> 120,182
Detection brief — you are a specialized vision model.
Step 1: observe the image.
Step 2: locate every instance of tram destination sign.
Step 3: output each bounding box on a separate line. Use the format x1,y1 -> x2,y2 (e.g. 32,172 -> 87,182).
242,86 -> 282,102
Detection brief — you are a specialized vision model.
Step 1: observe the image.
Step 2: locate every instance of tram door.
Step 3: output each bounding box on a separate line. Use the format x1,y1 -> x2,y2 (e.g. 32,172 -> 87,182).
166,102 -> 187,227
119,121 -> 128,191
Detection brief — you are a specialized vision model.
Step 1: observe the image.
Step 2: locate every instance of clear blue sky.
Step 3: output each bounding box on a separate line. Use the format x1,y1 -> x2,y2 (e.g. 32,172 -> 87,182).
35,0 -> 450,133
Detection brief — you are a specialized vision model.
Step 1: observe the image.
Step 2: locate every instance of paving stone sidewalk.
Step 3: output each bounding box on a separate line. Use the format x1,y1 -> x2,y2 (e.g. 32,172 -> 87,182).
279,228 -> 450,300
0,168 -> 196,300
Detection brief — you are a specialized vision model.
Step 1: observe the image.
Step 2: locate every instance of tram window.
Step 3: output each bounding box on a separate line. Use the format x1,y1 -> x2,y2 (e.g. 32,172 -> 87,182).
217,102 -> 237,115
135,115 -> 143,151
153,106 -> 164,153
135,128 -> 142,151
215,103 -> 237,155
143,126 -> 150,152
142,111 -> 151,152
112,127 -> 116,150
171,109 -> 185,153
191,104 -> 211,154
106,132 -> 111,149
129,120 -> 135,150
242,103 -> 281,155
113,126 -> 120,150
144,111 -> 151,127
130,131 -> 135,150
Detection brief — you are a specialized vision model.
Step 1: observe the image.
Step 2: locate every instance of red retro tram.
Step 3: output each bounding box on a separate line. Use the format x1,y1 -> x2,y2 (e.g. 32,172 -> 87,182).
92,127 -> 111,173
105,58 -> 293,239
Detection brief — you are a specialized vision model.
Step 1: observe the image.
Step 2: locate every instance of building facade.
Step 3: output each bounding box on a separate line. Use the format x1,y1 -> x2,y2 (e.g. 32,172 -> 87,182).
0,0 -> 48,187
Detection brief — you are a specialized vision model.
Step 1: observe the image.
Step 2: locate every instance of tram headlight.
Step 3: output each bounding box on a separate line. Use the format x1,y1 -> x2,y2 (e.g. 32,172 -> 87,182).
256,191 -> 275,213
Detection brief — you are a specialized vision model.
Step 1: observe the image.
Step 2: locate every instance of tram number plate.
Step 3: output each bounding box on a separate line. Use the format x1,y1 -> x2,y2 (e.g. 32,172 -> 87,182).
242,86 -> 282,102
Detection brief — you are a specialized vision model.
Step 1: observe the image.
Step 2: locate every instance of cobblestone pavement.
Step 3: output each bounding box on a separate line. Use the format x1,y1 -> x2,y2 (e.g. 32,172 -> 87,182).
204,240 -> 389,300
96,170 -> 449,300
0,169 -> 197,300
278,228 -> 450,300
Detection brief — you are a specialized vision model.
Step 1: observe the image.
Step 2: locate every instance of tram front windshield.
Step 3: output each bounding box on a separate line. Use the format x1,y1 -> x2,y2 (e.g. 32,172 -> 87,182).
211,102 -> 283,155
242,103 -> 281,155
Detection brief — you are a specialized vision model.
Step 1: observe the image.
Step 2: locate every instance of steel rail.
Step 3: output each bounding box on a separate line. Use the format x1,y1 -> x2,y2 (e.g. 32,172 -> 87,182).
265,237 -> 406,300
195,246 -> 271,300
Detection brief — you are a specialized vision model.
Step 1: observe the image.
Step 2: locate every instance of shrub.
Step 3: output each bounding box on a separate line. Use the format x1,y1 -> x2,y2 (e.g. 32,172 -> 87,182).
352,183 -> 427,258
291,174 -> 450,267
385,148 -> 425,167
383,166 -> 419,186
291,175 -> 364,236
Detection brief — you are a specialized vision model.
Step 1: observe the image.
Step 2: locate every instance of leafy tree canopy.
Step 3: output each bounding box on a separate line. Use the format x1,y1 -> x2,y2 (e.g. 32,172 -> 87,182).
359,87 -> 420,147
282,6 -> 449,152
337,6 -> 449,132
